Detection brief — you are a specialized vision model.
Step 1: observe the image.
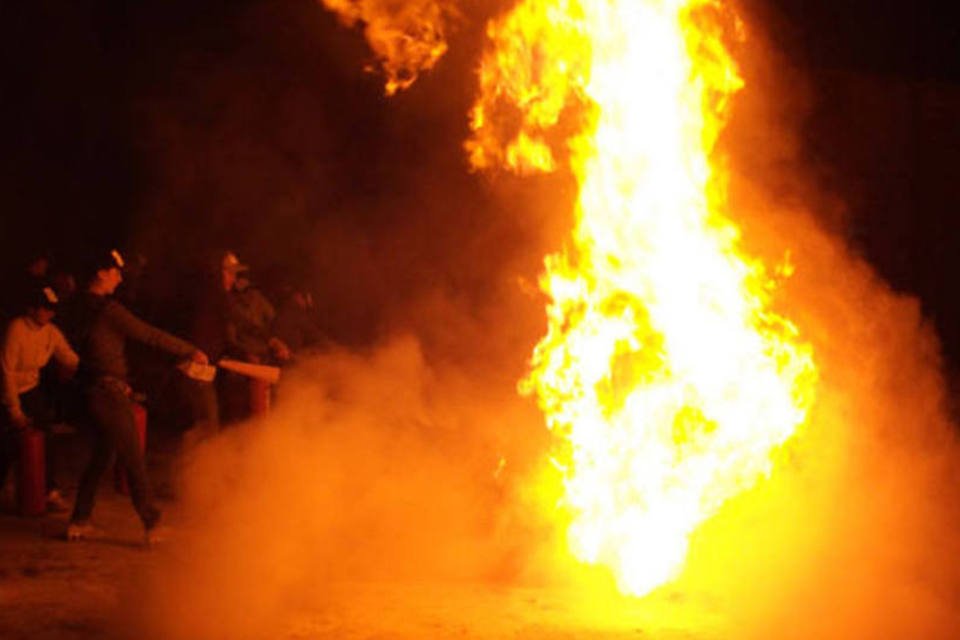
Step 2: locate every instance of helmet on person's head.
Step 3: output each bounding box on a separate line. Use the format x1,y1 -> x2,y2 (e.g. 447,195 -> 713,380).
26,285 -> 59,311
77,248 -> 125,283
216,250 -> 248,293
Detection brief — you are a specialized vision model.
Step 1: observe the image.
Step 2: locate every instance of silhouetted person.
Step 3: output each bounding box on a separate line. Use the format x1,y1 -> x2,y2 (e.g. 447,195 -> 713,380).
179,250 -> 241,439
183,251 -> 287,429
61,249 -> 207,544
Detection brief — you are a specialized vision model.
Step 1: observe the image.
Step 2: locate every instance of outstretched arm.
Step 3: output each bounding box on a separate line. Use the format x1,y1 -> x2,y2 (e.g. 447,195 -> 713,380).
105,300 -> 203,360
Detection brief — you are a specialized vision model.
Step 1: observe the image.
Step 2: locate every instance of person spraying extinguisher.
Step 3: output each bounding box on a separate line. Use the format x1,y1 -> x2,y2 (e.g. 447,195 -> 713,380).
60,249 -> 207,545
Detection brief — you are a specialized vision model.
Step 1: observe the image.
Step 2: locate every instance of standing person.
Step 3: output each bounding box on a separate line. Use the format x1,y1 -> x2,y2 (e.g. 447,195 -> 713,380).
0,286 -> 79,512
188,250 -> 245,365
178,250 -> 240,442
224,259 -> 288,425
183,250 -> 286,430
62,249 -> 207,543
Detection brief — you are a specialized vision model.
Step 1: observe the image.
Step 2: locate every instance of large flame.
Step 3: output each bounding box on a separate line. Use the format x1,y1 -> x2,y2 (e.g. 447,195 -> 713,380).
319,0 -> 455,95
469,0 -> 817,596
319,0 -> 819,600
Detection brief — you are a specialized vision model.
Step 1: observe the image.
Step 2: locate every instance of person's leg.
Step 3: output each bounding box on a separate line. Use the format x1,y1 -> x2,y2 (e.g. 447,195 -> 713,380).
69,421 -> 113,523
84,382 -> 160,529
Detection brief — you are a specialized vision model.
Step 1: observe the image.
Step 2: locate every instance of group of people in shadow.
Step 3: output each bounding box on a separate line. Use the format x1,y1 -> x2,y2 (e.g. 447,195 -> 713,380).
1,247 -> 326,544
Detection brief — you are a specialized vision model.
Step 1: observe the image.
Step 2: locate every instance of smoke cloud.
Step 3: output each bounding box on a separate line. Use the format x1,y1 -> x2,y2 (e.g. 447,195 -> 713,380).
129,332 -> 553,638
663,3 -> 960,637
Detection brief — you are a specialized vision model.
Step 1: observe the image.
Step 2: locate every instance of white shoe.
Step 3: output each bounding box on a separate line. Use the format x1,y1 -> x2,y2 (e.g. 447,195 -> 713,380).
144,524 -> 173,548
65,521 -> 101,541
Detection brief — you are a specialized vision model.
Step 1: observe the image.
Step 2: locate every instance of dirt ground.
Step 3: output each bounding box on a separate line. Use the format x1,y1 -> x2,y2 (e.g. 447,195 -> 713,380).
0,498 -> 711,640
0,491 -> 152,639
0,428 -> 162,640
0,433 -> 711,640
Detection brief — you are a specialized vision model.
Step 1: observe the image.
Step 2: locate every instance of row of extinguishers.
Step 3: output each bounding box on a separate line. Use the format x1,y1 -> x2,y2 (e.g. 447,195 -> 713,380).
15,359 -> 279,517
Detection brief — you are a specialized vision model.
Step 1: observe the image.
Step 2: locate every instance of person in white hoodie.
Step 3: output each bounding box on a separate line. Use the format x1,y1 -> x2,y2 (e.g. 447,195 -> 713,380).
0,285 -> 79,511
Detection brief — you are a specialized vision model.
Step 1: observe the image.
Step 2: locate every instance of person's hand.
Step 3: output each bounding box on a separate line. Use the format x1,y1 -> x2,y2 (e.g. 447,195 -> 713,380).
191,350 -> 209,365
10,410 -> 30,430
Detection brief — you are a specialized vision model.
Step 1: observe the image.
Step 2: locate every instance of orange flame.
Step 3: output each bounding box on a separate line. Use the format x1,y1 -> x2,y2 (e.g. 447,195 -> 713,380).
320,0 -> 455,94
470,0 -> 817,596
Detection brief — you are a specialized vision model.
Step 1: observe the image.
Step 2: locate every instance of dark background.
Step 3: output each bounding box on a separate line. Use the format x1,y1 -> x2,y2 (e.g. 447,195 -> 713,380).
770,0 -> 960,368
1,1 -> 958,360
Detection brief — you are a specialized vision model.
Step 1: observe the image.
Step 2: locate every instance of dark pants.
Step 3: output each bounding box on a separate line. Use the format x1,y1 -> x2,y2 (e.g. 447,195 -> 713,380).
181,375 -> 219,429
178,375 -> 220,448
218,371 -> 251,426
0,387 -> 59,493
70,378 -> 159,529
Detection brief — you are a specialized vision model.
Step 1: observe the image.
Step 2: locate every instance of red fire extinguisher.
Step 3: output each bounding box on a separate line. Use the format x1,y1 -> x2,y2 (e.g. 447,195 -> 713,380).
249,379 -> 271,415
18,428 -> 46,517
114,402 -> 147,494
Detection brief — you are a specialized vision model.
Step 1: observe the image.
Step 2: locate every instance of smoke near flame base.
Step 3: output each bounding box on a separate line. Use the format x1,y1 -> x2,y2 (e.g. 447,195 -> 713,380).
321,0 -> 819,599
466,0 -> 817,597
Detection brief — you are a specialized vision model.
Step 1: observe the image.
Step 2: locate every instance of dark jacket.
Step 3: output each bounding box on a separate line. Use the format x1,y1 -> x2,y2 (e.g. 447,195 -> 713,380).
189,287 -> 241,363
231,287 -> 276,359
64,292 -> 195,383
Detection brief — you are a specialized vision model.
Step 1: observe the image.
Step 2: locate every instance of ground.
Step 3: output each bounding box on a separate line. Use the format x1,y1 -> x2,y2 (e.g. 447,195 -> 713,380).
0,498 -> 707,639
0,491 -> 151,639
0,434 -> 709,640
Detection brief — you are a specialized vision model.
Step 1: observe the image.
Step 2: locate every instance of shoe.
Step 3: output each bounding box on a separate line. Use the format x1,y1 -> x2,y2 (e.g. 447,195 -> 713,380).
46,490 -> 69,513
144,523 -> 173,548
65,520 -> 101,541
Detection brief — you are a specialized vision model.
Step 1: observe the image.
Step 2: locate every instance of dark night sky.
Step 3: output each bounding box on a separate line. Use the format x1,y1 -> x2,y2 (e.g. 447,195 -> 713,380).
1,0 -> 958,355
773,1 -> 959,81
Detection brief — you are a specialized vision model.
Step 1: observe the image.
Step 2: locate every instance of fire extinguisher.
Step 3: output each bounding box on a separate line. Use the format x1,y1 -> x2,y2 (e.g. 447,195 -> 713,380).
18,428 -> 46,517
249,379 -> 271,415
114,402 -> 147,494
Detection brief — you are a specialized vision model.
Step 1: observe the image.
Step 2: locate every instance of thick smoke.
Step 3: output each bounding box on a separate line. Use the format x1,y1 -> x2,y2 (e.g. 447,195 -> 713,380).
664,3 -> 960,637
129,330 -> 555,638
